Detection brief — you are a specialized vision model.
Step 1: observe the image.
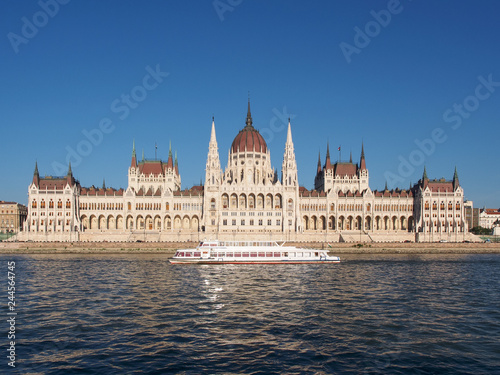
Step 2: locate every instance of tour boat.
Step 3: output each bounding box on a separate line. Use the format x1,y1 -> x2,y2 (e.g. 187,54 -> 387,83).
169,240 -> 340,264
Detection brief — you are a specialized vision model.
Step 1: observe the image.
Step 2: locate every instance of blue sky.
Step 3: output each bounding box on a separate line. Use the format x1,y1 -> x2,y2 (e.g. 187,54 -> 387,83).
1,0 -> 499,208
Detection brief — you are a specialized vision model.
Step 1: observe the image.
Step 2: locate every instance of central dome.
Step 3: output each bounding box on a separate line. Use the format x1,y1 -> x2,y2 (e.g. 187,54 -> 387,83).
230,101 -> 267,153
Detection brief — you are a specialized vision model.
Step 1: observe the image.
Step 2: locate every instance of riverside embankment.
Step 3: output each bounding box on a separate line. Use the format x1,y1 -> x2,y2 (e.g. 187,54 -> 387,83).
0,241 -> 499,254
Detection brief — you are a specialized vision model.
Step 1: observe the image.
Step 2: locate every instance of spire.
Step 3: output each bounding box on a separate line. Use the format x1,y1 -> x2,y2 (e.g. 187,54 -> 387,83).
325,142 -> 332,169
385,181 -> 388,191
210,117 -> 217,145
245,96 -> 253,128
131,140 -> 137,167
167,141 -> 173,169
32,161 -> 40,186
141,149 -> 144,162
65,162 -> 74,186
422,166 -> 428,181
453,166 -> 459,189
174,151 -> 179,175
317,151 -> 322,174
102,178 -> 106,189
286,118 -> 293,144
360,142 -> 366,170
349,150 -> 352,163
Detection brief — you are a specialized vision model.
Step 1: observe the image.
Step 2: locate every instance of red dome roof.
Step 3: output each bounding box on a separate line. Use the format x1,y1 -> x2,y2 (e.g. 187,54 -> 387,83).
230,100 -> 267,153
231,126 -> 267,153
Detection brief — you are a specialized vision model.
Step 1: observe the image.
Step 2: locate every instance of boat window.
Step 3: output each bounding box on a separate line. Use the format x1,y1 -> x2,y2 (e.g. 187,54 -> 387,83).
315,252 -> 319,257
234,252 -> 242,257
258,252 -> 265,257
284,252 -> 289,257
226,252 -> 233,257
194,252 -> 201,257
216,252 -> 224,258
250,252 -> 257,257
178,252 -> 185,257
273,252 -> 281,257
242,252 -> 249,257
296,252 -> 302,257
266,252 -> 273,257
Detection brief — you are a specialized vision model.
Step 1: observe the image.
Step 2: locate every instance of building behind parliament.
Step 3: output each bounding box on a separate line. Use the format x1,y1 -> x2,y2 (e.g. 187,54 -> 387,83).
19,102 -> 475,243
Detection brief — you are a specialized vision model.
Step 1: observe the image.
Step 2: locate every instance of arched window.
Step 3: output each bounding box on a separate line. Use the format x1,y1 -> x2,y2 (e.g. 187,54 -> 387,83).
66,200 -> 71,209
58,200 -> 63,209
41,200 -> 46,209
32,200 -> 37,209
456,203 -> 460,210
432,201 -> 437,210
49,200 -> 54,209
211,198 -> 216,210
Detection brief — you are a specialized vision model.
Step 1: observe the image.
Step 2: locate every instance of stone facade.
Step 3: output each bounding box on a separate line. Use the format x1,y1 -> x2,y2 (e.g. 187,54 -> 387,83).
19,102 -> 473,242
479,208 -> 500,229
0,201 -> 27,234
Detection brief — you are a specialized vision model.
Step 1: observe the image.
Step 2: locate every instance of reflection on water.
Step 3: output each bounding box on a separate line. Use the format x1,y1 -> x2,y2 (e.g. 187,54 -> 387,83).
4,253 -> 500,374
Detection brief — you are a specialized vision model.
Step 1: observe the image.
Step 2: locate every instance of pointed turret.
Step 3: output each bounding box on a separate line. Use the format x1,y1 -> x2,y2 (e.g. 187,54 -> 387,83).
360,142 -> 367,170
453,166 -> 459,189
422,166 -> 428,181
205,116 -> 221,188
349,150 -> 352,164
325,142 -> 332,169
167,141 -> 173,170
286,118 -> 293,144
131,140 -> 137,167
210,117 -> 217,145
141,149 -> 145,162
281,119 -> 298,187
32,161 -> 40,186
174,151 -> 179,175
65,162 -> 74,186
102,178 -> 106,190
317,151 -> 322,174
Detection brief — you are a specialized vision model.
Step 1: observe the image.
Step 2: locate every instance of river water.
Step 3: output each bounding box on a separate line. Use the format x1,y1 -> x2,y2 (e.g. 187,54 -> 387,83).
2,253 -> 500,374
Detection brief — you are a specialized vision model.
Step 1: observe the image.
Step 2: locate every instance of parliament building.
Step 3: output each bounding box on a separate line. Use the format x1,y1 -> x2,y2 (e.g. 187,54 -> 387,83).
19,102 -> 474,243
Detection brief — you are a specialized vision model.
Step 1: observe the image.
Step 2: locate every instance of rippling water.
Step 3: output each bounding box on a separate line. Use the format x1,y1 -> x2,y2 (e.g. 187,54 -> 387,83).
3,253 -> 500,374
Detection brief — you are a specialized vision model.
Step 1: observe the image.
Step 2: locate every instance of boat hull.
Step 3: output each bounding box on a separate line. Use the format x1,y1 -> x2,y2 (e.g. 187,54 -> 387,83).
169,258 -> 340,265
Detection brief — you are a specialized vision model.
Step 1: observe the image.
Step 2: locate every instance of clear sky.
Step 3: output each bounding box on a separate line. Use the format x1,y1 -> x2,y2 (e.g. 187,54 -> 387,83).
1,0 -> 499,208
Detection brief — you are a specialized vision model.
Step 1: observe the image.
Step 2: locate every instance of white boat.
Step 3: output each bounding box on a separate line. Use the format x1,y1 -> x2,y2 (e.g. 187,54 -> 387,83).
169,240 -> 340,264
